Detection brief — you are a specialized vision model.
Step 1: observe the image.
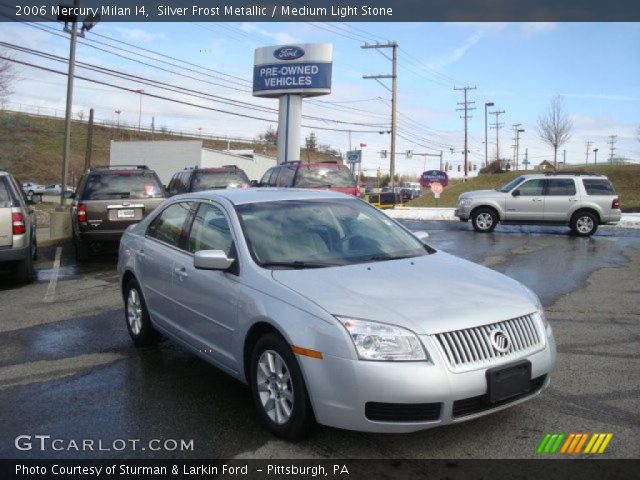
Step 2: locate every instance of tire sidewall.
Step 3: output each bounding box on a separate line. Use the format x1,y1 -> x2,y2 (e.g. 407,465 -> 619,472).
473,208 -> 497,233
250,334 -> 314,440
124,279 -> 159,345
572,212 -> 598,237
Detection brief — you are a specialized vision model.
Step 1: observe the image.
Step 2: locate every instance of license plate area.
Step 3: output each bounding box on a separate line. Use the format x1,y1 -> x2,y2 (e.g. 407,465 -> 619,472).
486,360 -> 531,404
117,209 -> 135,219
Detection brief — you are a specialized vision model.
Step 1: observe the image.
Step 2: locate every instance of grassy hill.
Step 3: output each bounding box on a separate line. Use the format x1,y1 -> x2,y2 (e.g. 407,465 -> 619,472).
408,164 -> 640,212
0,111 -> 337,185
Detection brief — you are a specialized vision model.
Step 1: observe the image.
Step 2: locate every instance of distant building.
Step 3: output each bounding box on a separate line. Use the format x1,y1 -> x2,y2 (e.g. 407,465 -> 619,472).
109,140 -> 277,184
537,160 -> 555,171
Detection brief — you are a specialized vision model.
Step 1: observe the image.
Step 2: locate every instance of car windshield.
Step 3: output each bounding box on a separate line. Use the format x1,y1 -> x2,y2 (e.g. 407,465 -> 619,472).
295,166 -> 356,188
497,176 -> 526,193
236,199 -> 430,269
191,171 -> 249,191
82,172 -> 164,200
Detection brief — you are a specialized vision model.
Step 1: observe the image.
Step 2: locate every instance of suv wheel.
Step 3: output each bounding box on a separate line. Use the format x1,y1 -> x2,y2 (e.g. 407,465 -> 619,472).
124,279 -> 160,346
571,211 -> 598,237
472,208 -> 498,233
250,333 -> 315,440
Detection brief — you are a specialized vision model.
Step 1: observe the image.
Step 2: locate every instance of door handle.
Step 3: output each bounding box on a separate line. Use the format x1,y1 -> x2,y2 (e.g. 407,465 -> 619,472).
173,266 -> 188,279
137,249 -> 146,258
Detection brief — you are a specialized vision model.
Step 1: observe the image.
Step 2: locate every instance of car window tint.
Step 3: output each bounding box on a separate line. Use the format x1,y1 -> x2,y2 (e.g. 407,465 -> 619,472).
546,179 -> 576,196
516,179 -> 545,196
0,177 -> 12,207
82,172 -> 164,200
294,167 -> 356,188
267,167 -> 280,186
188,203 -> 233,254
276,166 -> 296,187
583,179 -> 616,195
147,202 -> 192,247
191,171 -> 249,191
260,168 -> 274,185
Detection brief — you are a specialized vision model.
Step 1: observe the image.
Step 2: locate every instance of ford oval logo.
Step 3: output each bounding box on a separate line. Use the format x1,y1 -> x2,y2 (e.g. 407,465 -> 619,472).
273,46 -> 305,61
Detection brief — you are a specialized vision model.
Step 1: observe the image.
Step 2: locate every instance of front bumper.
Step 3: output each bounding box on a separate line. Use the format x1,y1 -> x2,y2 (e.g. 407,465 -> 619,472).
455,205 -> 472,221
299,332 -> 556,433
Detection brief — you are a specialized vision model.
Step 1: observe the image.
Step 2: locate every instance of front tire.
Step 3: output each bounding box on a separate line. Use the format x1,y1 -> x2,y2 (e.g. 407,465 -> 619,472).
571,211 -> 598,237
472,208 -> 498,233
250,333 -> 315,441
124,279 -> 160,346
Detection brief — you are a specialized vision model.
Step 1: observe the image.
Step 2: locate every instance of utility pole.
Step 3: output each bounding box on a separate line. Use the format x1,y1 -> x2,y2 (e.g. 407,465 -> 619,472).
585,141 -> 592,166
362,41 -> 398,187
512,125 -> 524,170
593,148 -> 599,165
151,116 -> 155,139
84,108 -> 94,172
524,148 -> 529,170
484,102 -> 494,166
454,85 -> 477,180
563,149 -> 566,166
489,110 -> 505,165
608,135 -> 617,163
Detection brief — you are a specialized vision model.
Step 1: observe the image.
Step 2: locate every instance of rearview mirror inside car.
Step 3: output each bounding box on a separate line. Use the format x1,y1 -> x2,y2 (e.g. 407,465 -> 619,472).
413,230 -> 430,243
194,250 -> 235,271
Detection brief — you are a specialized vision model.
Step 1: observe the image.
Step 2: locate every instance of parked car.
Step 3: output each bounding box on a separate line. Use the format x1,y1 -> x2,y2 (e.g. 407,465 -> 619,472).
118,188 -> 556,440
258,161 -> 359,196
71,165 -> 166,260
0,168 -> 37,283
365,192 -> 403,209
41,184 -> 75,197
21,182 -> 45,199
167,166 -> 251,196
455,172 -> 621,236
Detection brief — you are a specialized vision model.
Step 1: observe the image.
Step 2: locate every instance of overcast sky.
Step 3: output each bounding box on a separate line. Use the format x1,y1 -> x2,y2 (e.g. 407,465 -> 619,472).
2,21 -> 639,177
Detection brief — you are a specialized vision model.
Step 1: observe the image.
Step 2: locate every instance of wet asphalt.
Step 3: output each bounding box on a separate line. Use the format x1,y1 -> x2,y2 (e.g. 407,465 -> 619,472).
0,221 -> 639,459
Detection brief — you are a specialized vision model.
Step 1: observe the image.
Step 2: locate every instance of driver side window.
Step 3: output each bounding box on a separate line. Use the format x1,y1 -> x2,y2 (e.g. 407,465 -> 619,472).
187,203 -> 233,255
515,179 -> 545,196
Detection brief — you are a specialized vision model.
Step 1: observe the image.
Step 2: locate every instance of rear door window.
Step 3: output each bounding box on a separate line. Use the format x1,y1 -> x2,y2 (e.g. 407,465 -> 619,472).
82,172 -> 164,200
545,179 -> 576,196
147,202 -> 192,248
583,179 -> 616,195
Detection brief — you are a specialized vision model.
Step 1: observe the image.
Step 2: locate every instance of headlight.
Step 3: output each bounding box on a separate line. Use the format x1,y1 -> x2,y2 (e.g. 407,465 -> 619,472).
458,197 -> 472,207
336,317 -> 427,361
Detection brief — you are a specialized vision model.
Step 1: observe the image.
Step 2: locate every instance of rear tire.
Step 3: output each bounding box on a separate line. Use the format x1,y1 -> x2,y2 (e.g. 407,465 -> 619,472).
250,333 -> 315,441
75,238 -> 90,261
472,208 -> 498,233
571,211 -> 598,237
14,249 -> 34,284
124,279 -> 160,346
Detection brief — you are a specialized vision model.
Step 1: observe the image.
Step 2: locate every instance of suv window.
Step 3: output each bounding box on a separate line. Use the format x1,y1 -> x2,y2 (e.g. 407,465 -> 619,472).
294,166 -> 356,188
276,165 -> 296,187
0,176 -> 12,207
546,179 -> 576,196
191,170 -> 249,191
583,179 -> 616,195
82,171 -> 164,200
188,203 -> 233,254
260,168 -> 275,186
147,202 -> 192,247
516,179 -> 545,196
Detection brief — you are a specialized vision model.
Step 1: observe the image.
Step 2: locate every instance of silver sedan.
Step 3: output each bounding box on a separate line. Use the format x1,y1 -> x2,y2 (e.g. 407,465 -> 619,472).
117,188 -> 556,440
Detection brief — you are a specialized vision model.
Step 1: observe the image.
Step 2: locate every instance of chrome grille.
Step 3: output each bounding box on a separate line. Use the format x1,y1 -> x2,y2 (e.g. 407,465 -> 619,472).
434,314 -> 544,372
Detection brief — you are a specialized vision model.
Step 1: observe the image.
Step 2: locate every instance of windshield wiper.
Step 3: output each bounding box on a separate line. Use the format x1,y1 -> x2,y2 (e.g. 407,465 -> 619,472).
368,253 -> 418,262
262,260 -> 340,269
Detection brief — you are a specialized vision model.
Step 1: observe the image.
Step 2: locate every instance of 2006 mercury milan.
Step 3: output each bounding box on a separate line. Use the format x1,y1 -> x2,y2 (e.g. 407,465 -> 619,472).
118,189 -> 556,440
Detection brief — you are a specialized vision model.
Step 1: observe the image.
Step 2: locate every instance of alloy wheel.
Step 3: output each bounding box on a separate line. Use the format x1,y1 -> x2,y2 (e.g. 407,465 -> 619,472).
127,288 -> 143,335
476,212 -> 494,230
256,350 -> 294,425
576,216 -> 594,234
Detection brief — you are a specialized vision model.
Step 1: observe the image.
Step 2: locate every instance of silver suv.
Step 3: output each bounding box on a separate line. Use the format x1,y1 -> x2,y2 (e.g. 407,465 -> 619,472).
455,172 -> 621,236
0,168 -> 37,283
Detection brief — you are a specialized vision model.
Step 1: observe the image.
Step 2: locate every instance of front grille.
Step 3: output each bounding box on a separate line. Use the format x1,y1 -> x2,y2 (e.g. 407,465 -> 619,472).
452,375 -> 547,418
434,313 -> 544,372
365,402 -> 442,422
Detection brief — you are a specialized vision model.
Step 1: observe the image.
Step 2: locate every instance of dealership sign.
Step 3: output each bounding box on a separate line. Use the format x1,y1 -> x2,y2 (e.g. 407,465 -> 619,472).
420,170 -> 449,188
346,150 -> 362,164
253,43 -> 333,97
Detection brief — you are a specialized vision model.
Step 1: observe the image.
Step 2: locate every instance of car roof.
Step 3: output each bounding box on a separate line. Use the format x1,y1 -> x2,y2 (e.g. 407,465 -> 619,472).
172,187 -> 354,205
518,172 -> 606,179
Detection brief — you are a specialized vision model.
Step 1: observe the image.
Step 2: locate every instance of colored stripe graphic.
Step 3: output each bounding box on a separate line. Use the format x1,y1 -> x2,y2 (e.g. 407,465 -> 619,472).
584,433 -> 613,454
537,433 -> 565,454
538,433 -> 613,455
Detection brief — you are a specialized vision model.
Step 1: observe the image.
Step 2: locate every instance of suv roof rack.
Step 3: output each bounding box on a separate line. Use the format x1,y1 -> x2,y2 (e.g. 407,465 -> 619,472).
544,171 -> 600,176
90,165 -> 149,171
281,161 -> 301,165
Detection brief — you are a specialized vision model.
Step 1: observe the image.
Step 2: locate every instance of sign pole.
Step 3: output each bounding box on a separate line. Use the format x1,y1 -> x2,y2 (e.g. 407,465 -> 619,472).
277,94 -> 302,164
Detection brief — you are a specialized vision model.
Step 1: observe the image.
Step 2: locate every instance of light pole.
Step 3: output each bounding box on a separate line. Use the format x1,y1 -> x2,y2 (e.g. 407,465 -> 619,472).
135,89 -> 144,131
484,102 -> 494,166
114,109 -> 122,128
593,148 -> 599,166
515,128 -> 524,170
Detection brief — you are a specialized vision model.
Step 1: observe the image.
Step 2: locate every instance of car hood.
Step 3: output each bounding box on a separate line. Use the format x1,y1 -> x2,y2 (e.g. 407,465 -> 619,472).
459,189 -> 503,199
271,251 -> 537,335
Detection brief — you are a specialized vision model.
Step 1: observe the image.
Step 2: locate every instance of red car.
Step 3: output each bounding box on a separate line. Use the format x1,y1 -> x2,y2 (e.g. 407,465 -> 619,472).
258,161 -> 359,196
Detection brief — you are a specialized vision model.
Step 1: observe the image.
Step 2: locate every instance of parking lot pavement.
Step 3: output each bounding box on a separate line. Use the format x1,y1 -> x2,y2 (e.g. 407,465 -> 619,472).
0,223 -> 639,459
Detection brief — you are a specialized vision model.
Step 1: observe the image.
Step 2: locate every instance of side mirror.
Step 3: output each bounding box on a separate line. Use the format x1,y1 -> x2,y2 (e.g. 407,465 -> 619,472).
413,230 -> 430,243
193,250 -> 235,271
250,180 -> 260,187
512,190 -> 520,197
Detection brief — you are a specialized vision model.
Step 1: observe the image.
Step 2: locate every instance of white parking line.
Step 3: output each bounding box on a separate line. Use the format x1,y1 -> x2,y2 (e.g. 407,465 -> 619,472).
43,246 -> 62,303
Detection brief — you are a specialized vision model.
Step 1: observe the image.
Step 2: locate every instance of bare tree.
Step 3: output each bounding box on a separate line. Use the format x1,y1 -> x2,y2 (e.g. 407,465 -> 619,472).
0,52 -> 16,107
537,96 -> 573,169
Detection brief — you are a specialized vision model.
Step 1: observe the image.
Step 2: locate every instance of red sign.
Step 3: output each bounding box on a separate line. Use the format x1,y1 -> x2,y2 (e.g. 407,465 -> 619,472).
430,182 -> 444,195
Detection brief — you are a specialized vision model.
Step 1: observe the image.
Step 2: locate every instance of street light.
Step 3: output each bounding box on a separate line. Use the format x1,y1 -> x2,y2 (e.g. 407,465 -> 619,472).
114,109 -> 122,128
135,89 -> 144,131
593,148 -> 599,166
484,102 -> 494,166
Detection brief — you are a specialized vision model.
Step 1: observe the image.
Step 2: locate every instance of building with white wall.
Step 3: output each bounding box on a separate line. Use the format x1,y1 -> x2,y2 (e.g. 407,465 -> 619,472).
109,140 -> 277,185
